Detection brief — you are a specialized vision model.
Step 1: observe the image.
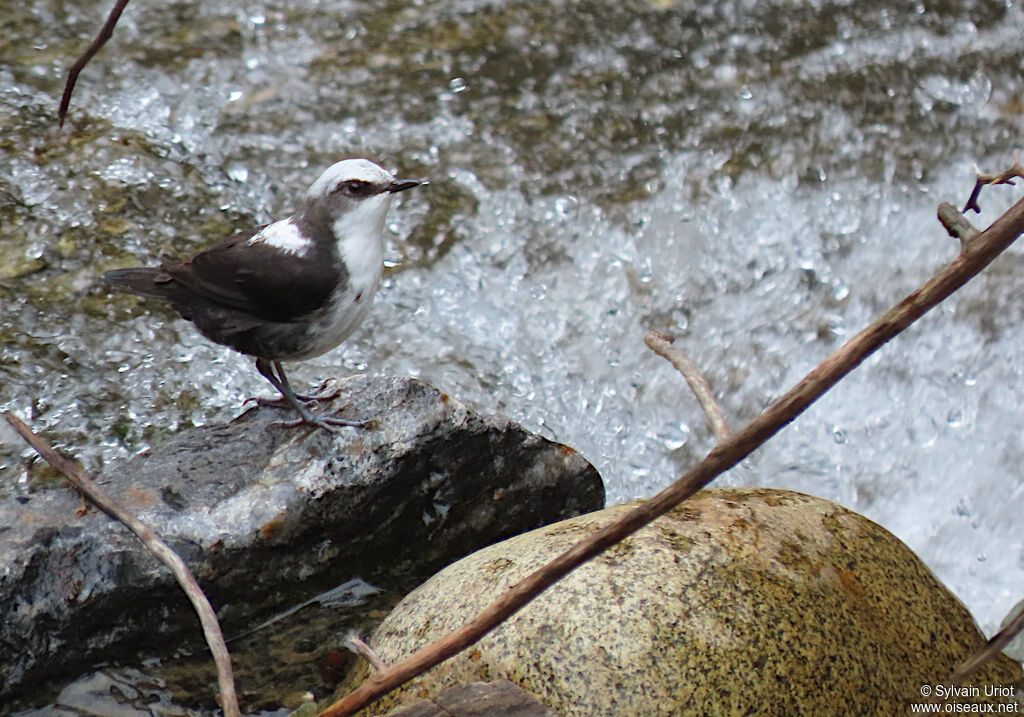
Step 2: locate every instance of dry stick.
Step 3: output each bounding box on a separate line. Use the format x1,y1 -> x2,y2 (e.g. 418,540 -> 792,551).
319,195 -> 1024,717
938,203 -> 980,246
3,413 -> 241,717
964,151 -> 1024,214
58,0 -> 131,127
644,331 -> 731,441
346,636 -> 389,674
948,606 -> 1024,688
927,601 -> 1024,709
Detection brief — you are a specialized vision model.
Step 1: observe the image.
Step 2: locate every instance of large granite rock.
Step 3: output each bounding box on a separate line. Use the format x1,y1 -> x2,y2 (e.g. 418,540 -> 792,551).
0,376 -> 604,705
340,487 -> 1021,716
381,681 -> 552,717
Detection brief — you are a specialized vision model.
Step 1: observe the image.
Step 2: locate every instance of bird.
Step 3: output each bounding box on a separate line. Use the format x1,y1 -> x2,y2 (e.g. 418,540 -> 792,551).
103,158 -> 424,432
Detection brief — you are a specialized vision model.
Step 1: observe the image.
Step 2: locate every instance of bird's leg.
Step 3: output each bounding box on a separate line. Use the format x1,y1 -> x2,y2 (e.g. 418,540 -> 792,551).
253,359 -> 370,432
246,361 -> 340,408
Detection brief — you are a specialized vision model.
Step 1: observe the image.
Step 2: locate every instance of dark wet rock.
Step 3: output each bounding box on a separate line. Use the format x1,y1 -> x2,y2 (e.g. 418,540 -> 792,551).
340,488 -> 1022,716
0,376 -> 603,706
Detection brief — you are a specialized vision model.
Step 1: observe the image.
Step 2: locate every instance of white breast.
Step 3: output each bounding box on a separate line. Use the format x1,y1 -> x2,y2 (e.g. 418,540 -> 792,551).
297,283 -> 378,359
290,193 -> 393,359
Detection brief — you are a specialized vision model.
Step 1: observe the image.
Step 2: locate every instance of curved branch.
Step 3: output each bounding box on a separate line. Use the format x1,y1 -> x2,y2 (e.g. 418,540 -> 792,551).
644,331 -> 730,442
58,0 -> 131,127
3,413 -> 240,717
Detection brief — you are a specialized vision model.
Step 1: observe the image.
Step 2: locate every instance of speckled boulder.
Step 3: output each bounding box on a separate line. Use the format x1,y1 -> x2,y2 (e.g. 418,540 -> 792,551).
339,487 -> 1022,716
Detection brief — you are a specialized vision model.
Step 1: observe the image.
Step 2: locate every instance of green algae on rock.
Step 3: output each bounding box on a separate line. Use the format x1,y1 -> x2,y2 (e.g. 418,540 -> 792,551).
339,487 -> 1022,716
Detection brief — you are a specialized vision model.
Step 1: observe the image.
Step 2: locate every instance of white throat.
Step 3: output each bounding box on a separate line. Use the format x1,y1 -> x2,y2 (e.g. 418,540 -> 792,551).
294,193 -> 394,360
333,193 -> 393,285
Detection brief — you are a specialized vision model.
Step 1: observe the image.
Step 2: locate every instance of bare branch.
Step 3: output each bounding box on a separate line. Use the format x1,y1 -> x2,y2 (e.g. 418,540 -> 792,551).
3,412 -> 240,717
947,604 -> 1024,691
317,193 -> 1024,717
644,331 -> 730,442
346,635 -> 389,673
937,202 -> 979,247
963,152 -> 1024,214
58,0 -> 131,127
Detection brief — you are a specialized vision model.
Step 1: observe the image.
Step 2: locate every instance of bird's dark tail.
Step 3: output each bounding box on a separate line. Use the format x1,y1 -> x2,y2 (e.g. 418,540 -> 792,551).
103,267 -> 184,302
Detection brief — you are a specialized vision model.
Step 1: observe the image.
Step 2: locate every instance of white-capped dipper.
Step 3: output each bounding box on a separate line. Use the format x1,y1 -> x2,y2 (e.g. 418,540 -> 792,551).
103,158 -> 424,432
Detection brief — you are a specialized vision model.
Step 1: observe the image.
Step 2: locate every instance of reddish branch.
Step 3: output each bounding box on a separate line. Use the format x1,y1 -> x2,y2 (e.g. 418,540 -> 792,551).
58,0 -> 131,127
319,195 -> 1024,716
2,413 -> 240,717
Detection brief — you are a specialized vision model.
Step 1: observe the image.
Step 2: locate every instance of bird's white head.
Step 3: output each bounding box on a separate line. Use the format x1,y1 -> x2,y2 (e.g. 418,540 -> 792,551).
302,158 -> 422,250
306,158 -> 399,200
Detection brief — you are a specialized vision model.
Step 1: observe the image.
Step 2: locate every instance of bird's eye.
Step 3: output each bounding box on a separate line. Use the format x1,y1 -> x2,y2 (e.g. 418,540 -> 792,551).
335,180 -> 373,197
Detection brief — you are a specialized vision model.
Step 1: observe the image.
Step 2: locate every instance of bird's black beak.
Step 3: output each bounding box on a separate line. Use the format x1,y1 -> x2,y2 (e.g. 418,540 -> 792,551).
388,178 -> 426,193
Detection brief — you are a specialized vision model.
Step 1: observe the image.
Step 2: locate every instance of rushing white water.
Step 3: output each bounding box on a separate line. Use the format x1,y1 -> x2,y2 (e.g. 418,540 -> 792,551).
2,0 -> 1023,648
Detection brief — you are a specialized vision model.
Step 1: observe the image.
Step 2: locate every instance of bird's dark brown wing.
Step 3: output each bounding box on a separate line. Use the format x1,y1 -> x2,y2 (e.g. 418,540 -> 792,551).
163,228 -> 344,322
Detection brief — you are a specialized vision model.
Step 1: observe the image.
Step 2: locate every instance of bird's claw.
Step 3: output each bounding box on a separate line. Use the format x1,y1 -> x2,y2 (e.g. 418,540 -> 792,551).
244,380 -> 341,409
269,411 -> 376,434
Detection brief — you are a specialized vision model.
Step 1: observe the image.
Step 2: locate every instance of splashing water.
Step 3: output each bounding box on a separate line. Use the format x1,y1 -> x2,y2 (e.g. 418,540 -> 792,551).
2,0 -> 1023,643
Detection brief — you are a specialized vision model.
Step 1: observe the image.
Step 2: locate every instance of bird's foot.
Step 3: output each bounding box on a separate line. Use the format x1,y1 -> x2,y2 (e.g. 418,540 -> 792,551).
268,402 -> 376,434
270,413 -> 377,433
270,415 -> 376,433
244,379 -> 341,409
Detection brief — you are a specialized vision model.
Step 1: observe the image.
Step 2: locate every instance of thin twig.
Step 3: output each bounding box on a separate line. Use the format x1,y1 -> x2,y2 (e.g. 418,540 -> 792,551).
644,331 -> 730,442
58,0 -> 131,127
963,152 -> 1024,214
318,193 -> 1024,717
947,604 -> 1024,690
3,413 -> 240,717
346,635 -> 389,673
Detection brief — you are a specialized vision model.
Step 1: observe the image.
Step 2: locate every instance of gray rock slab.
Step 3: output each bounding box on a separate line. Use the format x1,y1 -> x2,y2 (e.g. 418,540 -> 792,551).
0,376 -> 603,703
